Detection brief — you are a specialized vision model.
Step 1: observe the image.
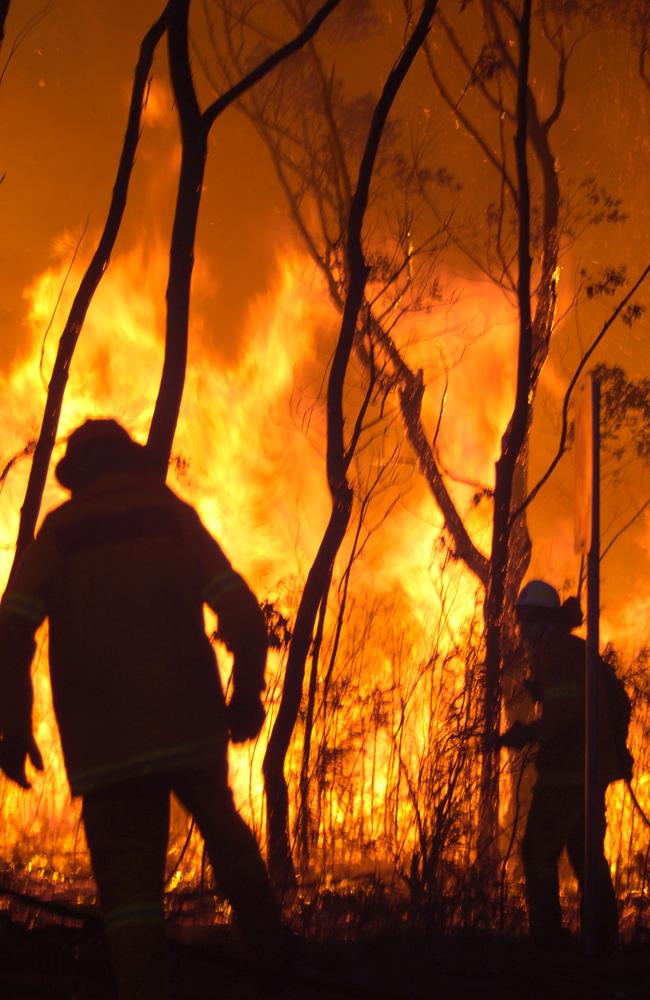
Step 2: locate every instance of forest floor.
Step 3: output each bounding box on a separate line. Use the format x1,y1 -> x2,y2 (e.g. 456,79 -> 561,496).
1,884 -> 649,999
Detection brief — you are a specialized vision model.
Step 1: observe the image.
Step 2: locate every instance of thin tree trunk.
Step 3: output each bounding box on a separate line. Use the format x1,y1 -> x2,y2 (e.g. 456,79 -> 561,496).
5,6 -> 169,582
262,0 -> 440,890
146,0 -> 206,476
297,578 -> 331,868
145,0 -> 342,473
478,0 -> 533,866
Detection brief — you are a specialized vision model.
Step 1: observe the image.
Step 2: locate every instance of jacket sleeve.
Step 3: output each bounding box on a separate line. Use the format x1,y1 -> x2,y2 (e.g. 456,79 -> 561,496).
0,519 -> 57,740
188,509 -> 268,698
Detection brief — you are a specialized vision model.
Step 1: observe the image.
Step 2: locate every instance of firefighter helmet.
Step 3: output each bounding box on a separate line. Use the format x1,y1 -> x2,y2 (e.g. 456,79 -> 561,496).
56,419 -> 147,490
515,579 -> 561,611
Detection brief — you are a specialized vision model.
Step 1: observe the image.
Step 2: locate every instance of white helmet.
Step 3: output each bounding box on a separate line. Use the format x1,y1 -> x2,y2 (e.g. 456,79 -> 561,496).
515,579 -> 560,611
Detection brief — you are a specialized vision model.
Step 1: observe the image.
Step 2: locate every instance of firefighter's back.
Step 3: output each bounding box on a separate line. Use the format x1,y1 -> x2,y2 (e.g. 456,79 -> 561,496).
43,469 -> 228,794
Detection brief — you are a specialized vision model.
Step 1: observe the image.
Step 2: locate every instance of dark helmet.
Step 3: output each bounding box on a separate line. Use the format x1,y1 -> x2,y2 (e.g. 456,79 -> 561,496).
56,419 -> 148,491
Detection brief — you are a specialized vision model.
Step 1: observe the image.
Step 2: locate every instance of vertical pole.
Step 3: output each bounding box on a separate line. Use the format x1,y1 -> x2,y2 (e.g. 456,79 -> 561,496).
583,374 -> 600,956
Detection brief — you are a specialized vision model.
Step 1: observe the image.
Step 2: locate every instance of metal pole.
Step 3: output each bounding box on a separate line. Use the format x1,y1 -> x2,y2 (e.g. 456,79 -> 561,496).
584,374 -> 600,956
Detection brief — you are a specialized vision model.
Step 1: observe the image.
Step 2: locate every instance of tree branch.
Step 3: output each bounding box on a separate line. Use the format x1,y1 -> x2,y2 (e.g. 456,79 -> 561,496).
147,0 -> 342,472
541,40 -> 568,132
601,498 -> 650,562
202,0 -> 342,129
8,4 -> 169,569
513,262 -> 650,522
0,2 -> 50,89
422,36 -> 518,207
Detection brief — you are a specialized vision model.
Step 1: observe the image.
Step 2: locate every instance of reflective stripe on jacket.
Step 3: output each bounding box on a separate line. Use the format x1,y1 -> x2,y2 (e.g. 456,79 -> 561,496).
0,471 -> 268,794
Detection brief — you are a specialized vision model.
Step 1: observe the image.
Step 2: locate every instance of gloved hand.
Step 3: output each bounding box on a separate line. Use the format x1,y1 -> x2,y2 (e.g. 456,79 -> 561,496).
227,693 -> 266,744
0,732 -> 43,789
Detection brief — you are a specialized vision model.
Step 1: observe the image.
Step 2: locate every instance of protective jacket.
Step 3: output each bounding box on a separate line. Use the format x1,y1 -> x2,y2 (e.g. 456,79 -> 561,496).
511,627 -> 619,786
0,471 -> 267,795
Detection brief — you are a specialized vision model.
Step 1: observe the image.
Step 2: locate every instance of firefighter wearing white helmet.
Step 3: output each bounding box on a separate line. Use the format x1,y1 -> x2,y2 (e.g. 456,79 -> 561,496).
495,578 -> 619,952
516,579 -> 561,610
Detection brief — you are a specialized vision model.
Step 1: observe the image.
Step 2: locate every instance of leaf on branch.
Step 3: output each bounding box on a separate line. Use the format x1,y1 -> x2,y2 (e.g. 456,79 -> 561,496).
594,362 -> 650,465
430,165 -> 463,192
579,265 -> 627,299
574,176 -> 627,228
474,44 -> 507,82
261,599 -> 293,650
621,302 -> 646,327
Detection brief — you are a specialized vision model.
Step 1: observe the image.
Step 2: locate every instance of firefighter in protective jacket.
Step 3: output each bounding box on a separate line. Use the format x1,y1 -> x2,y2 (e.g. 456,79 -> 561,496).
0,420 -> 283,998
496,579 -> 618,951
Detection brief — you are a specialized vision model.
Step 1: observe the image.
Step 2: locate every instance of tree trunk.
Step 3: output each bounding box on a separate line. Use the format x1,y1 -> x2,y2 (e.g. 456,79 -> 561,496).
297,577 -> 331,868
262,0 -> 439,888
146,117 -> 207,475
5,7 -> 168,583
264,500 -> 351,886
478,0 -> 533,866
146,0 -> 343,475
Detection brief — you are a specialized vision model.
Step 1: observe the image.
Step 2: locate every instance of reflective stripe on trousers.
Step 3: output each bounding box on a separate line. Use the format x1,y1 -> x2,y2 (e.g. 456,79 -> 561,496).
82,753 -> 283,999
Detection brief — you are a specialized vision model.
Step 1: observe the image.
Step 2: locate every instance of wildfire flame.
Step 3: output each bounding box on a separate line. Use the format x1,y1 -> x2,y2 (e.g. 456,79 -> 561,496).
0,233 -> 647,910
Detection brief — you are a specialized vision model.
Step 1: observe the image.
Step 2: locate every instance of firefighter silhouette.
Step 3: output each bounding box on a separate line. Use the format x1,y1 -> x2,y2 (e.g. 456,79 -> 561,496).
496,580 -> 619,952
0,419 -> 284,997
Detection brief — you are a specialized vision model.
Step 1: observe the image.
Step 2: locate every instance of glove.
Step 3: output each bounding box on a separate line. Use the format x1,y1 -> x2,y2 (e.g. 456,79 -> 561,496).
227,694 -> 266,744
0,732 -> 43,789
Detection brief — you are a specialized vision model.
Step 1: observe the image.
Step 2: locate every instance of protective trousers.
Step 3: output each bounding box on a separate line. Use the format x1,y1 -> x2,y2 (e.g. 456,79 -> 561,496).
521,780 -> 618,951
82,756 -> 283,999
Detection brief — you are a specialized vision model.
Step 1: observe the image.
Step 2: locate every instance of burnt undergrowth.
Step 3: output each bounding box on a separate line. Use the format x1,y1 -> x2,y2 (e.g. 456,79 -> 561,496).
1,873 -> 650,999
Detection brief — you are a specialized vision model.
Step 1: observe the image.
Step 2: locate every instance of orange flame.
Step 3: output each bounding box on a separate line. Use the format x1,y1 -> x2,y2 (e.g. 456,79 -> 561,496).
0,235 -> 647,902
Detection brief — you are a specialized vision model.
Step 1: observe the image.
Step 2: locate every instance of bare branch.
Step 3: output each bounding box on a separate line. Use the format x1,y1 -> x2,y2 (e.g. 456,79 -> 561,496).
39,219 -> 89,390
0,1 -> 51,89
541,38 -> 568,132
437,10 -> 515,121
601,499 -> 650,562
422,36 -> 518,207
513,262 -> 650,522
202,0 -> 342,128
343,337 -> 376,470
263,0 -> 440,889
9,4 -> 169,569
148,0 -> 343,472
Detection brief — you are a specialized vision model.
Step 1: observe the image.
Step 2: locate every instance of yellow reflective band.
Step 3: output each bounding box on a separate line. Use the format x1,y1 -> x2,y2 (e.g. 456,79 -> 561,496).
203,568 -> 243,605
3,592 -> 46,624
